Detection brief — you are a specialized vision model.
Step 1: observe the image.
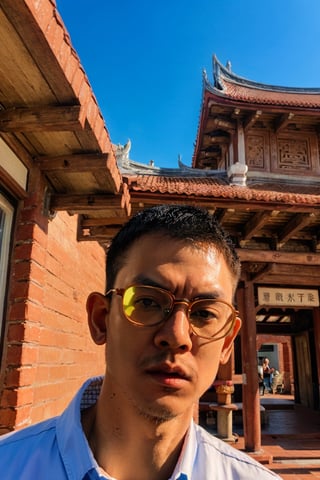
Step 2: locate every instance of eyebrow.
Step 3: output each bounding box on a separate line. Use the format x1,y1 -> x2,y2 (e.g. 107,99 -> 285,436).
131,275 -> 162,288
130,275 -> 225,300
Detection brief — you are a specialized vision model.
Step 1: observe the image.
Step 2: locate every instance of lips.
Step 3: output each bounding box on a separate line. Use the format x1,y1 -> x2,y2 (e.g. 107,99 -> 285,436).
145,362 -> 191,387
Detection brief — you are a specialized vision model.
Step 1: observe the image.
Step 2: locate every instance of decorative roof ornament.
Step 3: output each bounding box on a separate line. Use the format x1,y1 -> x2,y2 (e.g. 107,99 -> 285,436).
202,68 -> 209,86
213,54 -> 224,90
227,162 -> 248,187
115,139 -> 131,168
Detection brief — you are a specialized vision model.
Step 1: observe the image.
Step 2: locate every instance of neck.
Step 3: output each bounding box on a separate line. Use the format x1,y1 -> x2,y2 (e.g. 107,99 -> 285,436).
81,381 -> 192,480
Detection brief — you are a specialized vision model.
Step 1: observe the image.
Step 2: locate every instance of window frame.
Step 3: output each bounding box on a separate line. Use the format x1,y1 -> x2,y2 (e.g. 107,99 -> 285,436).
0,193 -> 14,345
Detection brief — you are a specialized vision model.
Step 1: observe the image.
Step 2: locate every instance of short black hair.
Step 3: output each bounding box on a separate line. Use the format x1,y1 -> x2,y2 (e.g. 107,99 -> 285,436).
106,204 -> 240,292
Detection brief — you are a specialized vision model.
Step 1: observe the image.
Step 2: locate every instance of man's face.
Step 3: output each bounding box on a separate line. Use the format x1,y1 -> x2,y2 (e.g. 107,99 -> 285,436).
89,233 -> 240,422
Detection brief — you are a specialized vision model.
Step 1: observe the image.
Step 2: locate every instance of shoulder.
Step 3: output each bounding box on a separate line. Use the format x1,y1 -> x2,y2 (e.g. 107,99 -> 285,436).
0,417 -> 57,447
193,424 -> 280,479
0,418 -> 64,477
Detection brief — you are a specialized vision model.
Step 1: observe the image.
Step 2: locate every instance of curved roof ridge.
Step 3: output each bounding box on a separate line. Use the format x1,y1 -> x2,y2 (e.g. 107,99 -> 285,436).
120,157 -> 227,178
212,54 -> 320,94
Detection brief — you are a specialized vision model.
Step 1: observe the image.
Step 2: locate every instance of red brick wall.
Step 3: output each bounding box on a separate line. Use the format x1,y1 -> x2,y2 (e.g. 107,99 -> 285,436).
0,170 -> 107,433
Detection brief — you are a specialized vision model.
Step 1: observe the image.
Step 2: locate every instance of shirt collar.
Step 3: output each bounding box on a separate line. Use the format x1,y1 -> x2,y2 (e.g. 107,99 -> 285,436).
169,421 -> 197,480
56,376 -> 104,479
56,376 -> 196,480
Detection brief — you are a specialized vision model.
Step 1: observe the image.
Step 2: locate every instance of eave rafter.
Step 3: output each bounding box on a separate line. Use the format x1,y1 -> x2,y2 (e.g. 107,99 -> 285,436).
240,210 -> 280,247
215,208 -> 236,223
51,193 -> 123,211
276,212 -> 316,248
0,105 -> 85,132
312,234 -> 320,251
79,224 -> 124,242
81,216 -> 130,227
244,110 -> 262,132
250,263 -> 275,282
36,153 -> 109,173
203,133 -> 230,146
205,116 -> 235,133
274,112 -> 295,133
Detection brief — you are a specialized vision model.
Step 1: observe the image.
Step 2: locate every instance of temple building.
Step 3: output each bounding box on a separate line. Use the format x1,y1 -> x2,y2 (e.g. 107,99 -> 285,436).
111,56 -> 320,451
0,1 -> 319,454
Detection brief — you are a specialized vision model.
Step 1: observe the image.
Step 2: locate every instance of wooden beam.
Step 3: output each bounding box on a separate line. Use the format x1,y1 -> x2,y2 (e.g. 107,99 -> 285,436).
215,208 -> 235,223
206,116 -> 235,132
240,210 -> 279,246
250,262 -> 320,284
256,323 -> 292,335
0,106 -> 85,132
81,216 -> 130,227
274,112 -> 295,133
50,194 -> 124,211
277,212 -> 316,246
250,263 -> 274,282
267,263 -> 320,278
208,135 -> 230,144
78,228 -> 121,242
244,110 -> 262,132
253,264 -> 320,287
37,153 -> 109,173
129,191 -> 318,213
312,235 -> 320,251
253,273 -> 320,287
238,248 -> 320,265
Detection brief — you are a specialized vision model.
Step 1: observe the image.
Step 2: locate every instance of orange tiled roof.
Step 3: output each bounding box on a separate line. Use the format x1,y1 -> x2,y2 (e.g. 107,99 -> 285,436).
208,55 -> 320,109
220,79 -> 320,108
128,175 -> 320,205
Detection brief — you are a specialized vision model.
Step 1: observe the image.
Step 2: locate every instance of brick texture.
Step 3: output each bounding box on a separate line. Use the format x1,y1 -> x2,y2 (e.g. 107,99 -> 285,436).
0,167 -> 106,431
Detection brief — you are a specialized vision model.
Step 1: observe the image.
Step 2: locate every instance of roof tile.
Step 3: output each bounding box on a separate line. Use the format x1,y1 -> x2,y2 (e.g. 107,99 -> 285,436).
129,175 -> 320,205
222,79 -> 320,108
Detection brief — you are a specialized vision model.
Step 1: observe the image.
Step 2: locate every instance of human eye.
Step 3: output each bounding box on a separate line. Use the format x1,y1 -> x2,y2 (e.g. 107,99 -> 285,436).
134,295 -> 161,310
190,302 -> 222,326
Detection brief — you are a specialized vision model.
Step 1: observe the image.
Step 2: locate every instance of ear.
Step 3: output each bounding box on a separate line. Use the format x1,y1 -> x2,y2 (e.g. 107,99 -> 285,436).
86,292 -> 110,345
219,316 -> 242,365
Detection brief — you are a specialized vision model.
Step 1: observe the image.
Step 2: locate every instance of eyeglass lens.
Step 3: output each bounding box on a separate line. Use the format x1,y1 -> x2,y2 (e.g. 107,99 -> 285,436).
122,285 -> 234,339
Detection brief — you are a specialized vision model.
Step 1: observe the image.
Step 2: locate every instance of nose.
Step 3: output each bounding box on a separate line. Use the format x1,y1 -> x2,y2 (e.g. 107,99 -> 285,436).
153,305 -> 193,352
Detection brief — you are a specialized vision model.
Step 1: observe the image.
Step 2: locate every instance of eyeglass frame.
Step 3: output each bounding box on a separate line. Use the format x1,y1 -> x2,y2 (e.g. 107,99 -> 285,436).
106,284 -> 239,341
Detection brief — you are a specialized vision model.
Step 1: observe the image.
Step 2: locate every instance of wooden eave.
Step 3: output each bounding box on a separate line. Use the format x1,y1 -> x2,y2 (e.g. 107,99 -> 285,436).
75,166 -> 320,293
0,1 -> 129,222
77,174 -> 320,286
193,85 -> 320,170
131,190 -> 320,288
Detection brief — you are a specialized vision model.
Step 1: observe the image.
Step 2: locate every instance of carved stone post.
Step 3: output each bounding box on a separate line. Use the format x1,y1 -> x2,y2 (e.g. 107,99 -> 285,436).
214,383 -> 236,441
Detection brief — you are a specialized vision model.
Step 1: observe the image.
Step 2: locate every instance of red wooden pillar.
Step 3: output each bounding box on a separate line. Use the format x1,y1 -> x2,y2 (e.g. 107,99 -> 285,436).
237,281 -> 261,452
313,307 -> 320,401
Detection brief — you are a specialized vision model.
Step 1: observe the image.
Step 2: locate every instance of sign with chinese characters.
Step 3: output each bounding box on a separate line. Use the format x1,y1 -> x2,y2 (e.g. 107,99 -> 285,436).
258,287 -> 319,307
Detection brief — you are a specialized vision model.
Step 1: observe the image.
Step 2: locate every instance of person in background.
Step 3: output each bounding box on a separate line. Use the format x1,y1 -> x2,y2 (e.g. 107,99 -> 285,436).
0,205 -> 281,479
258,363 -> 265,395
262,357 -> 275,393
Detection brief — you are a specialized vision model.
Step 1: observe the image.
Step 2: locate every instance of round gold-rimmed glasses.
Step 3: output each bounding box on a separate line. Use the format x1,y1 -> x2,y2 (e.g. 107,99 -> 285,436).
106,285 -> 238,341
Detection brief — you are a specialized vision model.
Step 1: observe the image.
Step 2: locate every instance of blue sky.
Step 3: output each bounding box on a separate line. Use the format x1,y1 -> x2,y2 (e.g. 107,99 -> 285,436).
57,1 -> 320,168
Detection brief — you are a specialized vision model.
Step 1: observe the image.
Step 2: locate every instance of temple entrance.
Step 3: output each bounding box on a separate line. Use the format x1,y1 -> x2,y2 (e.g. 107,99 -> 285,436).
256,306 -> 318,410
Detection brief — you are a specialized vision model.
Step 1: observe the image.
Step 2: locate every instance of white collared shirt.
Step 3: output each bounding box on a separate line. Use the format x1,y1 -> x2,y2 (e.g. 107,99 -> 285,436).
0,377 -> 280,479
